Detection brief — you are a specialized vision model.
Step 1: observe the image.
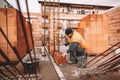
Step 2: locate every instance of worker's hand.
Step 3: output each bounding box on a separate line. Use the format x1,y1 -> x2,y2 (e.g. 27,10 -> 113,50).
62,52 -> 67,57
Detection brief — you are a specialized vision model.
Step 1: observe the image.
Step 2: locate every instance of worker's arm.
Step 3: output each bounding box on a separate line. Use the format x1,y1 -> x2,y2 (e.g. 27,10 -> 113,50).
67,42 -> 78,53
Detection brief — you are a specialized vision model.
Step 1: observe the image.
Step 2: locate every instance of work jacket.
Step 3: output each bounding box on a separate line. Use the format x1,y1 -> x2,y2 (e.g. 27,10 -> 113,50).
66,31 -> 87,49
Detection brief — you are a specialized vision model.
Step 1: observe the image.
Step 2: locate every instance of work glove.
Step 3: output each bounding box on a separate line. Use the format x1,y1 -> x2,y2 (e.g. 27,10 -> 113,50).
62,52 -> 67,57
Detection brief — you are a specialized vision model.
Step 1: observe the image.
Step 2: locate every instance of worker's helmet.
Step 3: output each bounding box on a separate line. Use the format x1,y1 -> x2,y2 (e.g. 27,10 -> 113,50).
65,28 -> 73,35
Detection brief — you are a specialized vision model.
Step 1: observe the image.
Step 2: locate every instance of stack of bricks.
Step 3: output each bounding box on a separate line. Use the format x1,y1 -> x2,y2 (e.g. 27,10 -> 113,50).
0,8 -> 33,62
54,51 -> 66,64
105,6 -> 120,46
77,14 -> 109,55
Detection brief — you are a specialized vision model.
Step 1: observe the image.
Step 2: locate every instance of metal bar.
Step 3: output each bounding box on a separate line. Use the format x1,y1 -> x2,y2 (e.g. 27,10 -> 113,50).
48,0 -> 51,53
85,41 -> 120,66
0,70 -> 12,79
97,53 -> 120,68
25,0 -> 38,79
53,0 -> 56,53
97,57 -> 120,71
89,47 -> 120,68
95,53 -> 120,73
13,47 -> 33,80
110,66 -> 120,72
16,0 -> 37,78
57,0 -> 60,52
102,59 -> 120,72
3,64 -> 18,80
0,25 -> 32,79
0,49 -> 26,80
25,0 -> 37,62
0,27 -> 26,79
0,75 -> 6,80
44,0 -> 46,56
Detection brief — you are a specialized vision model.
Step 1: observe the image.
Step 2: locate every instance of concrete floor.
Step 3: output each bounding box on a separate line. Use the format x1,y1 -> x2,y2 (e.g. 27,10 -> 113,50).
1,46 -> 120,80
39,61 -> 59,80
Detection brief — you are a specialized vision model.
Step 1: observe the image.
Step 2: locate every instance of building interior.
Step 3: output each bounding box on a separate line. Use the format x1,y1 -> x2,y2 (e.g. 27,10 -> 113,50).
0,0 -> 120,80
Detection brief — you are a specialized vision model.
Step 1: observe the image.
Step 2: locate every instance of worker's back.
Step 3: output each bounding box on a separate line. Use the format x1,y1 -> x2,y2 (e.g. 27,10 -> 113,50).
68,31 -> 87,49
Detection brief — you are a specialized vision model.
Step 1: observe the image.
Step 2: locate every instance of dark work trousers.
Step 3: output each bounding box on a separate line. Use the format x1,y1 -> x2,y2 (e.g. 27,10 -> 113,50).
69,45 -> 87,67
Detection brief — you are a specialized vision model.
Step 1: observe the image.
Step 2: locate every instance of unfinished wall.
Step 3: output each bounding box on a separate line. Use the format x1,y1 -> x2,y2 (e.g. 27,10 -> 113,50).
0,8 -> 33,62
22,12 -> 42,47
77,14 -> 109,55
32,17 -> 42,47
105,6 -> 120,46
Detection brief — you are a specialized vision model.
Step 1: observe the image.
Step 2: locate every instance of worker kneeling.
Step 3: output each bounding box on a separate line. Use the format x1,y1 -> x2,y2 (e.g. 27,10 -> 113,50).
63,28 -> 87,68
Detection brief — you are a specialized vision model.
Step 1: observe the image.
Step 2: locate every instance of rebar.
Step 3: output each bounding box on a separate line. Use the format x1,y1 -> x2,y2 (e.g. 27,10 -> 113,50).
25,0 -> 38,79
0,28 -> 26,80
0,69 -> 12,79
3,64 -> 18,80
57,0 -> 60,52
85,41 -> 120,66
89,46 -> 120,68
0,75 -> 6,80
0,25 -> 32,79
44,0 -> 46,57
0,49 -> 26,80
98,53 -> 120,68
16,0 -> 38,79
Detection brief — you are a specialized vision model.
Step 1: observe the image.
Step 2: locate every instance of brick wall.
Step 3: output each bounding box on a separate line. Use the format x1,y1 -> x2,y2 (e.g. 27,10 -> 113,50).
77,14 -> 109,55
22,12 -> 42,47
105,6 -> 120,46
0,8 -> 33,61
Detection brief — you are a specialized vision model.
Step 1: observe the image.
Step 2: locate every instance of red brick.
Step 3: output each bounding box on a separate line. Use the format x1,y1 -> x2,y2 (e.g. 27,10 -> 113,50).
54,52 -> 66,64
0,36 -> 7,44
7,8 -> 16,18
0,8 -> 33,62
8,52 -> 18,61
8,18 -> 16,26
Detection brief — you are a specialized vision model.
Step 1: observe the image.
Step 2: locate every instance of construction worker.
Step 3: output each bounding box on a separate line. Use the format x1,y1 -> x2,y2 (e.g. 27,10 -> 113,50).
63,28 -> 87,68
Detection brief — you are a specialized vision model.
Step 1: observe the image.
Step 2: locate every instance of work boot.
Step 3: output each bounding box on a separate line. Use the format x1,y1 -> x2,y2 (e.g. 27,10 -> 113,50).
77,57 -> 87,68
77,61 -> 82,67
67,60 -> 77,64
77,56 -> 82,67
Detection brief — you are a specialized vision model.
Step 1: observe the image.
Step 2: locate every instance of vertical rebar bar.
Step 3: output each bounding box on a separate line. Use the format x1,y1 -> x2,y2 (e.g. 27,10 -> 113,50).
53,0 -> 56,54
16,0 -> 38,79
25,0 -> 38,79
57,0 -> 60,52
89,47 -> 120,68
48,0 -> 51,53
44,0 -> 46,57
